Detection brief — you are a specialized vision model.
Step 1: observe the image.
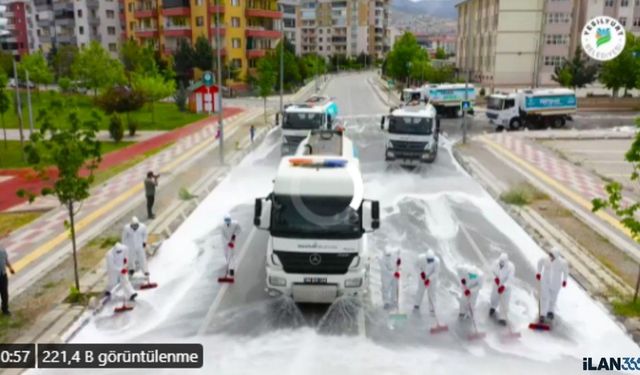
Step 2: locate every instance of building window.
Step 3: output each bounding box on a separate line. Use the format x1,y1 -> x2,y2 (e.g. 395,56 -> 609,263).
231,17 -> 240,27
605,0 -> 615,6
231,0 -> 239,6
196,16 -> 204,26
107,26 -> 116,35
544,55 -> 562,66
79,26 -> 84,35
634,17 -> 640,27
109,43 -> 117,52
232,58 -> 241,68
128,2 -> 134,12
620,17 -> 627,26
546,12 -> 570,24
77,9 -> 82,18
106,10 -> 115,19
621,0 -> 629,6
545,34 -> 568,45
232,38 -> 241,48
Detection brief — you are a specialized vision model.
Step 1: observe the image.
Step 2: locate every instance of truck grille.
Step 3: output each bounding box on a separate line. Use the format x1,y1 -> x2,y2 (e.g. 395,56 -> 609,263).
285,135 -> 307,146
390,140 -> 427,151
274,251 -> 357,275
486,112 -> 498,120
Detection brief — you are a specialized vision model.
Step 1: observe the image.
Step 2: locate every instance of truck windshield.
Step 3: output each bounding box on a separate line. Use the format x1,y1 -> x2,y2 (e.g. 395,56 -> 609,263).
270,195 -> 362,239
389,116 -> 433,135
284,113 -> 324,130
487,97 -> 504,110
402,91 -> 422,103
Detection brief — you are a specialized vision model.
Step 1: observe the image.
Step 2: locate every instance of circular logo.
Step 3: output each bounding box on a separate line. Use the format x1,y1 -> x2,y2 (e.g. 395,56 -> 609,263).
309,253 -> 322,266
581,16 -> 626,61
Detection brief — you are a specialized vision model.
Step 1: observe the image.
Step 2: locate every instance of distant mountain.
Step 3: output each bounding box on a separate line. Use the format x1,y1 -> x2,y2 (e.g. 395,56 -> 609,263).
391,0 -> 457,20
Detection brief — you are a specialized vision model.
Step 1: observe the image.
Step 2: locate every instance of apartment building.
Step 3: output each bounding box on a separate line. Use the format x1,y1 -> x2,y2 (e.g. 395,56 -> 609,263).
122,0 -> 282,87
32,0 -> 122,57
296,0 -> 389,59
0,0 -> 39,57
456,0 -> 639,88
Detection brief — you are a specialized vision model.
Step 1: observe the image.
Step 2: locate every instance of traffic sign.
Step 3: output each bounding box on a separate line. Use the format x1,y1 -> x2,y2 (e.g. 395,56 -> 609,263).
203,71 -> 214,87
461,100 -> 472,111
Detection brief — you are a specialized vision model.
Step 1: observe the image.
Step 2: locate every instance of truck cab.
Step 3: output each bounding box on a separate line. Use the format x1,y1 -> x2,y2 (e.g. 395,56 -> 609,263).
400,87 -> 425,106
486,93 -> 518,130
254,131 -> 380,304
380,102 -> 440,165
281,95 -> 339,155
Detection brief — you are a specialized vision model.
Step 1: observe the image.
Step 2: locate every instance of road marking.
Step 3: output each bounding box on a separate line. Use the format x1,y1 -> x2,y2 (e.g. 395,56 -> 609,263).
198,227 -> 258,335
459,223 -> 489,266
479,135 -> 635,242
12,119 -> 243,273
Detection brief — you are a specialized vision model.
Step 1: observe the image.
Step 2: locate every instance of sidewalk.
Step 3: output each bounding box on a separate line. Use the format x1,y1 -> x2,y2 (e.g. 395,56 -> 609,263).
3,106 -> 253,301
0,128 -> 168,143
0,107 -> 243,212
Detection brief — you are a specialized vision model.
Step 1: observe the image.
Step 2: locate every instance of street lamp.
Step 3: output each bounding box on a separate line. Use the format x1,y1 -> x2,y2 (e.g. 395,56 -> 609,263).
279,5 -> 284,123
215,0 -> 224,164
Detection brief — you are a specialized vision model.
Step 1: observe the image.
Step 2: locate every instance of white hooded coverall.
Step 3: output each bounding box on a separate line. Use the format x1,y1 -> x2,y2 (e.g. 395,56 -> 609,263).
222,219 -> 242,271
380,250 -> 400,308
490,256 -> 515,321
458,266 -> 483,318
414,253 -> 440,311
537,254 -> 569,316
121,221 -> 149,274
106,243 -> 135,298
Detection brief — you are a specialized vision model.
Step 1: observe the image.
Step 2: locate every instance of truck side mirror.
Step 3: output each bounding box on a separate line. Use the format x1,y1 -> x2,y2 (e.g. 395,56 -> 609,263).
275,112 -> 280,127
380,116 -> 386,130
436,117 -> 441,134
362,200 -> 380,232
254,198 -> 272,230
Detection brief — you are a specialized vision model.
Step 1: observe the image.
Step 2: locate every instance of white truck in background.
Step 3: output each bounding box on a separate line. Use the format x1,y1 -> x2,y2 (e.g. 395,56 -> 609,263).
400,87 -> 426,105
254,130 -> 380,304
280,95 -> 339,155
425,83 -> 476,118
380,102 -> 440,165
486,88 -> 577,131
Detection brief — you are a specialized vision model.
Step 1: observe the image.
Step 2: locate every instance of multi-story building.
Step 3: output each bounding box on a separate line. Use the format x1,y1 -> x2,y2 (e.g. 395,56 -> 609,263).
0,0 -> 39,58
456,0 -> 640,88
296,0 -> 389,59
33,0 -> 122,57
122,0 -> 282,88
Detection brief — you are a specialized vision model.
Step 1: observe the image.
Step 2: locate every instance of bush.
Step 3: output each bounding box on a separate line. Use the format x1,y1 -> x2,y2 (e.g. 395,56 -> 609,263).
58,77 -> 72,93
108,114 -> 124,142
127,119 -> 138,137
96,85 -> 145,115
479,87 -> 486,97
500,183 -> 548,206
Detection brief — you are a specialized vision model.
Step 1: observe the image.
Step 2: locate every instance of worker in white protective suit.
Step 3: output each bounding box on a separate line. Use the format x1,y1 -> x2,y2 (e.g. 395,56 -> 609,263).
489,253 -> 515,325
379,248 -> 400,310
536,247 -> 569,323
105,242 -> 137,301
413,249 -> 440,314
457,264 -> 483,319
222,214 -> 242,277
121,217 -> 149,277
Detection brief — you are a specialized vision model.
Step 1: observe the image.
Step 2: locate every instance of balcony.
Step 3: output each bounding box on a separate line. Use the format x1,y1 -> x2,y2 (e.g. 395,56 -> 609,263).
246,27 -> 281,39
163,26 -> 192,37
245,8 -> 282,19
210,26 -> 226,36
135,27 -> 159,38
162,7 -> 190,17
246,49 -> 266,58
134,8 -> 158,18
209,4 -> 225,14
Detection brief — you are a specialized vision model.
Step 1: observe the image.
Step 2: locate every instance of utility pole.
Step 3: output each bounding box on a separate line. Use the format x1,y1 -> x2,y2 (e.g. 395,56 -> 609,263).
462,3 -> 472,144
25,69 -> 33,134
215,3 -> 224,164
279,7 -> 284,123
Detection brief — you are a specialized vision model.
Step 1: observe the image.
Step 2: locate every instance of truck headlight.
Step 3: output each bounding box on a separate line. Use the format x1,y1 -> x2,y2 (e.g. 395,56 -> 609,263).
348,256 -> 360,269
271,254 -> 282,267
386,150 -> 395,158
269,275 -> 287,287
345,278 -> 363,288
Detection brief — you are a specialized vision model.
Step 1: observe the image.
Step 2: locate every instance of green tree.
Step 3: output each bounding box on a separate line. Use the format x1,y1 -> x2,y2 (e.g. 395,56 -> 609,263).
174,81 -> 188,112
269,40 -> 302,90
173,40 -> 195,83
600,34 -> 640,97
58,77 -> 72,94
50,45 -> 78,79
109,114 -> 124,142
0,72 -> 9,148
96,85 -> 145,128
0,51 -> 13,77
18,52 -> 54,91
132,73 -> 176,123
120,39 -> 157,78
72,41 -> 126,96
193,36 -> 213,71
428,65 -> 455,83
19,105 -> 103,292
256,57 -> 276,124
385,32 -> 425,85
435,47 -> 447,60
551,48 -> 598,89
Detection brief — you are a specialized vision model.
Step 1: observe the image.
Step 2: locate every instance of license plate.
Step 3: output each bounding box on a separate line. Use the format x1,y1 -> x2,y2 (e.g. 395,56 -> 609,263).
304,277 -> 327,284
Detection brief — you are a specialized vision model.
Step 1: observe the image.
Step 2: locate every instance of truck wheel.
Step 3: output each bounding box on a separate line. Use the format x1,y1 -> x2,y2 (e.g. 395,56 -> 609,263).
552,117 -> 564,128
509,119 -> 521,130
